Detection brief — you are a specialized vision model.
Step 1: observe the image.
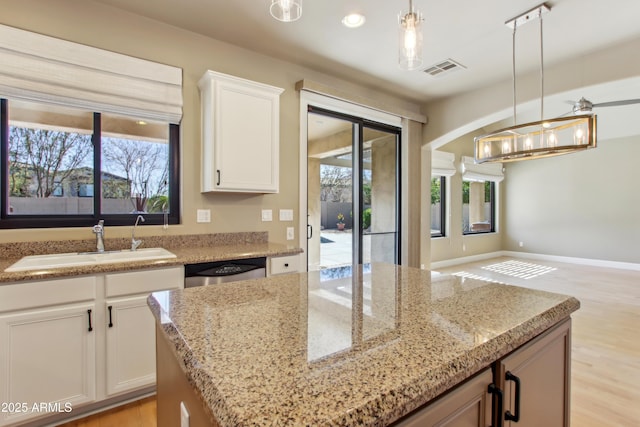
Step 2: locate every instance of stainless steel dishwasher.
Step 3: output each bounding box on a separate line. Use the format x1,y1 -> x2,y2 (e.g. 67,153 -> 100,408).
184,257 -> 266,287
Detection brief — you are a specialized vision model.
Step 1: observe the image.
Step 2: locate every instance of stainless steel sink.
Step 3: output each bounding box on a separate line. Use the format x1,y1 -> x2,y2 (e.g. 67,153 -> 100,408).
5,247 -> 177,272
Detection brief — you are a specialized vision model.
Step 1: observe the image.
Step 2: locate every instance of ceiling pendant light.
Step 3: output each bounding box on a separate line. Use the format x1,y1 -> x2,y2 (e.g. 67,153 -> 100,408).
398,0 -> 423,70
270,0 -> 302,23
474,3 -> 597,163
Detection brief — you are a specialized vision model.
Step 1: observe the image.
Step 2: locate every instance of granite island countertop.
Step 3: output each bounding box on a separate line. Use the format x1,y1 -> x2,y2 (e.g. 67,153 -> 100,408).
148,263 -> 580,427
0,232 -> 301,283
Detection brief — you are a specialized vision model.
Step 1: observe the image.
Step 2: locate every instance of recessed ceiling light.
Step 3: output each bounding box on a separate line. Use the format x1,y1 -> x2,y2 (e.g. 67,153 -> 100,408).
342,13 -> 366,28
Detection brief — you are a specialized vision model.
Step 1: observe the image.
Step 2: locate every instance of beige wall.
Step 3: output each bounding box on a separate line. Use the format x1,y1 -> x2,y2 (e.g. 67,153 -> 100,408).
503,135 -> 640,264
0,0 -> 421,245
423,35 -> 640,266
428,133 -> 503,265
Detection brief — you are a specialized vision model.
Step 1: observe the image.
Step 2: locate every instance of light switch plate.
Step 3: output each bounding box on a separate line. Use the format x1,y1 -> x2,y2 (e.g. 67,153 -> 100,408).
196,209 -> 211,223
286,227 -> 294,240
279,209 -> 294,221
261,209 -> 273,222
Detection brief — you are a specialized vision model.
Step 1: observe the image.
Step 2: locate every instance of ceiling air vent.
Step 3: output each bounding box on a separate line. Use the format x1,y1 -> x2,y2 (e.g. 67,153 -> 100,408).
423,59 -> 466,77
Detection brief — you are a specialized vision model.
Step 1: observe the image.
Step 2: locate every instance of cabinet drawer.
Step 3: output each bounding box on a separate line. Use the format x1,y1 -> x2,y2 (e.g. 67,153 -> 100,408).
105,266 -> 183,297
0,276 -> 96,313
269,255 -> 300,276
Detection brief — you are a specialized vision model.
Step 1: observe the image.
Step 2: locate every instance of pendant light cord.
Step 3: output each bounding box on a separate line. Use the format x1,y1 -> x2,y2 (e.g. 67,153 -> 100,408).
512,23 -> 517,126
539,9 -> 544,122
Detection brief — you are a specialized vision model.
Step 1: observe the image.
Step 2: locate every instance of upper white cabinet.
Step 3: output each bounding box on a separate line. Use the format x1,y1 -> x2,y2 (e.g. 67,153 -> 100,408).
198,70 -> 284,193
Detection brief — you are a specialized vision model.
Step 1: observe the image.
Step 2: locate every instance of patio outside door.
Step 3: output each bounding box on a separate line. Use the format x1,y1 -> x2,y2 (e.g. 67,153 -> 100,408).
306,106 -> 400,273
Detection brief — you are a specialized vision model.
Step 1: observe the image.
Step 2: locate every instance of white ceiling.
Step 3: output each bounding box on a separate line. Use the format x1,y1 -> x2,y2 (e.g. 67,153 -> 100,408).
92,0 -> 640,102
91,0 -> 640,140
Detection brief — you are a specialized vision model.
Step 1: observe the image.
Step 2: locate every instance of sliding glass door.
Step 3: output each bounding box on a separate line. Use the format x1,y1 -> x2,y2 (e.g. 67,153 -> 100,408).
306,105 -> 400,273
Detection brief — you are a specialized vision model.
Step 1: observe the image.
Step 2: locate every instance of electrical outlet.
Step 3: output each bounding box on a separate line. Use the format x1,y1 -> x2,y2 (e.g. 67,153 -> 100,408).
279,209 -> 294,221
261,209 -> 273,222
286,227 -> 294,240
519,241 -> 524,247
196,209 -> 211,223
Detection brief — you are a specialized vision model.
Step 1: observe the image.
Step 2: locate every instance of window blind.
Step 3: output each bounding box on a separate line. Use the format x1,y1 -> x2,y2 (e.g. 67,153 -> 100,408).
432,150 -> 456,177
461,156 -> 504,182
0,24 -> 183,124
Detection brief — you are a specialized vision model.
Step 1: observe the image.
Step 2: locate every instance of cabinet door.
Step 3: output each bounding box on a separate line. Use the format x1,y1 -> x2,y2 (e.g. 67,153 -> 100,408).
394,368 -> 492,427
199,70 -> 283,193
500,319 -> 571,427
105,295 -> 157,396
0,303 -> 96,427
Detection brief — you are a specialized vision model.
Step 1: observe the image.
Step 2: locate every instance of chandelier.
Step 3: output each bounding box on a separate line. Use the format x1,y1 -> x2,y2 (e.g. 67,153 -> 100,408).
474,3 -> 596,163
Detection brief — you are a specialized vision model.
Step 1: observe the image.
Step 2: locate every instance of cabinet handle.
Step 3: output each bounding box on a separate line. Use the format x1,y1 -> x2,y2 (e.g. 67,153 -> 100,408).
108,305 -> 113,328
216,169 -> 221,186
284,263 -> 289,267
488,383 -> 504,427
307,224 -> 313,239
87,309 -> 93,332
505,371 -> 521,422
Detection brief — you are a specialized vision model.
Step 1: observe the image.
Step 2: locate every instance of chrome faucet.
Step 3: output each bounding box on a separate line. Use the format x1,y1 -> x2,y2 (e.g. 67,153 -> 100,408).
131,215 -> 145,251
92,220 -> 105,253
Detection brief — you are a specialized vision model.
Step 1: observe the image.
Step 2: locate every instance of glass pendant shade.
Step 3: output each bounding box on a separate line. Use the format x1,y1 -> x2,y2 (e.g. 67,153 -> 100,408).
474,115 -> 597,163
270,0 -> 302,22
398,8 -> 423,70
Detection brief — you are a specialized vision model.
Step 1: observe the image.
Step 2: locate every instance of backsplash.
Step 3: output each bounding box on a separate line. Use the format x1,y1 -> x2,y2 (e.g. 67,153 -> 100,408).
0,232 -> 268,259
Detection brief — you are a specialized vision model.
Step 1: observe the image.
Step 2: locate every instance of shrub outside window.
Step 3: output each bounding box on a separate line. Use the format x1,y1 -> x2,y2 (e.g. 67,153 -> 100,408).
430,176 -> 446,237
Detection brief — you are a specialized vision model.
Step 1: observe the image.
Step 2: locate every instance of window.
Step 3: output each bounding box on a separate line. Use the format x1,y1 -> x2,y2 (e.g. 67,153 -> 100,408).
462,179 -> 495,234
430,150 -> 455,238
430,176 -> 446,237
1,99 -> 180,228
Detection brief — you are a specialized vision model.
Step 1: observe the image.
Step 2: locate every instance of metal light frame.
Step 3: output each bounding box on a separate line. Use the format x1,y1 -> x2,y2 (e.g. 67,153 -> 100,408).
474,3 -> 597,164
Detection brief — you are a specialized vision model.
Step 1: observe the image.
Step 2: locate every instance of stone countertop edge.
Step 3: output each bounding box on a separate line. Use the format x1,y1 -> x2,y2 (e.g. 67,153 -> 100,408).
147,278 -> 580,427
0,242 -> 302,283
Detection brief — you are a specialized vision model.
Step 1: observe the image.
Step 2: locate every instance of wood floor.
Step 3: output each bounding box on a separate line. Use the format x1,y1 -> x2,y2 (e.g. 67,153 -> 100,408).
57,257 -> 640,426
435,257 -> 640,427
55,397 -> 156,427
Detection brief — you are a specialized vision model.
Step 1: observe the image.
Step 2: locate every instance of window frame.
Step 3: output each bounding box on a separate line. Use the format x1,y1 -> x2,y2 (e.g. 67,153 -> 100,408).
430,175 -> 446,238
462,179 -> 496,235
0,99 -> 180,229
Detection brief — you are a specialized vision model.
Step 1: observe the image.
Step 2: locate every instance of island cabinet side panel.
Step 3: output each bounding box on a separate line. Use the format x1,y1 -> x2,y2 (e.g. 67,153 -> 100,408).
156,325 -> 219,427
498,318 -> 572,427
392,368 -> 492,427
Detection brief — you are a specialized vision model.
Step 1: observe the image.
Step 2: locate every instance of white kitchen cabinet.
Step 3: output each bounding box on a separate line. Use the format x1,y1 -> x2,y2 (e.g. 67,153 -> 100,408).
198,70 -> 284,193
0,266 -> 183,426
268,255 -> 300,276
105,295 -> 157,396
104,267 -> 183,397
0,303 -> 96,427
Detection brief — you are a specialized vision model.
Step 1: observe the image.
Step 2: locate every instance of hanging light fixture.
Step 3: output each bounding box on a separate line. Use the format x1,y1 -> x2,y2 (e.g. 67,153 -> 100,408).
270,0 -> 302,22
474,3 -> 597,163
398,0 -> 424,70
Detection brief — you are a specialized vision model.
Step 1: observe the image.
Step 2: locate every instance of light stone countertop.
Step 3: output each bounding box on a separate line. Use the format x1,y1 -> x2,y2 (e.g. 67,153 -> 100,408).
0,232 -> 301,283
148,263 -> 580,427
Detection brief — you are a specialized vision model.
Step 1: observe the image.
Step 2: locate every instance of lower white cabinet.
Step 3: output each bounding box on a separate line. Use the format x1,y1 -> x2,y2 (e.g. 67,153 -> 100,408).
0,303 -> 96,427
105,295 -> 157,396
268,255 -> 301,276
0,266 -> 183,426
